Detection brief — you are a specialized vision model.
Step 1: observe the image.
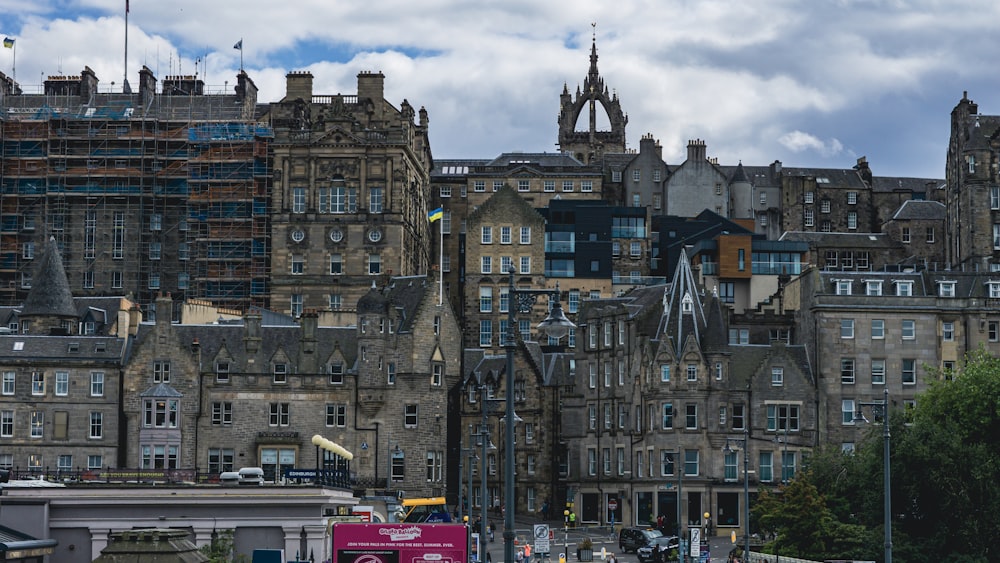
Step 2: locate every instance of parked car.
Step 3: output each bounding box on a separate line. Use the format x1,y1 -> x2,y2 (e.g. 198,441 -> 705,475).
618,527 -> 663,553
637,536 -> 680,563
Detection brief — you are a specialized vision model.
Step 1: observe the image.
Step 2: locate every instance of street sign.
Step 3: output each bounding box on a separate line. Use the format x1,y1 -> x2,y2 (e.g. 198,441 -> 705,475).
689,529 -> 701,557
534,524 -> 551,554
607,499 -> 618,511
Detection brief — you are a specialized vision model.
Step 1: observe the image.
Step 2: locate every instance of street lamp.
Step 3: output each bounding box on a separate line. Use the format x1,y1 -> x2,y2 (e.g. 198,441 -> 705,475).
503,267 -> 575,563
563,509 -> 570,561
854,387 -> 892,563
724,423 -> 750,563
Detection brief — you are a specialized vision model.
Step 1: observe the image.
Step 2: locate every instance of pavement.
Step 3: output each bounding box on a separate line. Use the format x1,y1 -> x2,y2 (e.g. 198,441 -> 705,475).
478,516 -> 741,563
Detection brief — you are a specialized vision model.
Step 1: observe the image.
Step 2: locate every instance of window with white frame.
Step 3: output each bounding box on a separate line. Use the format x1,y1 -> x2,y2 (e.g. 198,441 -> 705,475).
480,287 -> 493,312
896,280 -> 913,296
269,403 -> 290,426
841,319 -> 855,339
841,358 -> 856,384
871,319 -> 885,339
481,226 -> 492,244
685,404 -> 698,429
902,320 -> 915,339
939,281 -> 956,297
866,281 -> 882,296
942,321 -> 955,342
871,359 -> 886,384
481,256 -> 492,274
902,358 -> 916,384
771,367 -> 784,386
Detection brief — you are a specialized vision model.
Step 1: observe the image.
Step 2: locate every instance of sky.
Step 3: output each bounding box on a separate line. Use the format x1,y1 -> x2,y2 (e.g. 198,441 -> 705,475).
3,0 -> 1000,180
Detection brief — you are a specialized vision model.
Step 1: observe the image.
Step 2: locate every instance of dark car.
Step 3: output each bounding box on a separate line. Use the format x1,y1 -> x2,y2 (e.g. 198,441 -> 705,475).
637,535 -> 680,563
618,527 -> 663,553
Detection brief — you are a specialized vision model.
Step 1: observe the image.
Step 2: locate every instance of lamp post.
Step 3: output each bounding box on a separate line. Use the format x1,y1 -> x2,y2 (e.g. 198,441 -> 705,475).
563,509 -> 570,561
725,423 -> 750,563
854,387 -> 892,563
503,267 -> 575,563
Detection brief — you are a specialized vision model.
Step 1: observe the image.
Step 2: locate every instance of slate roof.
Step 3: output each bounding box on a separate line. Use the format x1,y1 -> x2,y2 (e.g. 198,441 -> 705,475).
133,322 -> 358,374
20,237 -> 78,319
484,152 -> 586,168
891,199 -> 946,221
871,176 -> 944,193
780,166 -> 868,188
779,231 -> 896,249
0,334 -> 126,363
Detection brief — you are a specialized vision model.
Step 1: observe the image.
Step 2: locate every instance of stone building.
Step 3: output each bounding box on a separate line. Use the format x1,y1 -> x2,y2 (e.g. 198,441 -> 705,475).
780,160 -> 875,234
266,71 -> 434,319
945,91 -> 1000,271
121,274 -> 461,496
0,239 -> 135,474
564,250 -> 816,538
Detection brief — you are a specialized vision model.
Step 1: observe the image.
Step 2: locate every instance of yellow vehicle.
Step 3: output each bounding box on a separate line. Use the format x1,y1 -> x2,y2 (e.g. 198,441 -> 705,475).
401,497 -> 453,523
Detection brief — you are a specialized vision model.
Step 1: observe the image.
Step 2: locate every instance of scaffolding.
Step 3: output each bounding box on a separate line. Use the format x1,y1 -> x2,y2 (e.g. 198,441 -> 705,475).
0,68 -> 272,313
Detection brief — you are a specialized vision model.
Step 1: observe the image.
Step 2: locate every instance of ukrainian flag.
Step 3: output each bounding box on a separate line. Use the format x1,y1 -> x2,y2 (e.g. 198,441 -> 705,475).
428,207 -> 443,222
2,38 -> 13,49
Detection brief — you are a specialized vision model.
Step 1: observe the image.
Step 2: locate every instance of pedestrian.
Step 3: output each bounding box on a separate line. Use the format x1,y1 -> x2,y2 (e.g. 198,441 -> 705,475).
489,522 -> 496,543
541,500 -> 550,520
656,515 -> 664,533
524,543 -> 532,563
516,548 -> 524,563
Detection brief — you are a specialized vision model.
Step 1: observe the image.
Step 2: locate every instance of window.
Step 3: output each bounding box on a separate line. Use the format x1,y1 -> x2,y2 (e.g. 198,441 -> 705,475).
804,209 -> 814,227
902,358 -> 916,384
500,226 -> 512,244
292,187 -> 306,213
992,186 -> 1000,210
2,371 -> 14,395
212,402 -> 233,425
684,449 -> 699,477
660,364 -> 671,382
481,256 -> 492,274
836,280 -> 851,295
90,371 -> 104,396
563,180 -> 574,192
369,187 -> 384,213
771,367 -> 784,386
686,363 -> 697,381
942,321 -> 955,342
481,226 -> 493,244
90,411 -> 103,438
480,320 -> 492,347
896,281 -> 913,296
841,358 -> 856,384
520,227 -> 531,245
480,287 -> 493,312
269,403 -> 290,426
871,359 -> 886,384
871,319 -> 885,339
517,179 -> 530,192
369,253 -> 381,275
432,364 -> 443,386
926,227 -> 935,243
143,399 -> 179,428
661,403 -> 673,429
31,371 -> 45,395
520,256 -> 531,274
841,319 -> 855,339
291,254 -> 304,274
404,404 -> 418,428
208,448 -> 235,473
847,191 -> 858,205
991,321 -> 1000,342
0,410 -> 12,437
767,404 -> 800,432
821,200 -> 831,213
326,404 -> 347,427
474,180 -> 485,192
902,320 -> 916,340
328,362 -> 345,384
902,228 -> 911,244
330,294 -> 342,310
30,411 -> 43,438
493,181 -> 503,192
544,180 -> 555,192
153,361 -> 170,383
939,282 -> 956,297
685,404 -> 698,429
866,281 -> 882,296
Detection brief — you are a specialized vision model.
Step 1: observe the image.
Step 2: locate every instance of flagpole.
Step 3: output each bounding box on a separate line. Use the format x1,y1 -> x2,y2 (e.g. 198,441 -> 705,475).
438,212 -> 444,305
123,0 -> 128,92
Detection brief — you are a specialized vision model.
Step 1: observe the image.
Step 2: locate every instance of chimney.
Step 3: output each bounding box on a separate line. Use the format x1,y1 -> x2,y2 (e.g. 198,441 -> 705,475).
687,139 -> 707,163
357,71 -> 385,119
155,293 -> 172,327
138,65 -> 157,108
244,312 -> 262,354
80,66 -> 99,103
284,71 -> 313,101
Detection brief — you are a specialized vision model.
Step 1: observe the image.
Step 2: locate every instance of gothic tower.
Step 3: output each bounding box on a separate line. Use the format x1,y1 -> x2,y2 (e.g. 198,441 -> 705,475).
557,32 -> 628,164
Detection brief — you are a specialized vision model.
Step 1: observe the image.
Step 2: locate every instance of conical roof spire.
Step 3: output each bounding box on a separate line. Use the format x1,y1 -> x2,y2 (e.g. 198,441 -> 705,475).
21,236 -> 79,320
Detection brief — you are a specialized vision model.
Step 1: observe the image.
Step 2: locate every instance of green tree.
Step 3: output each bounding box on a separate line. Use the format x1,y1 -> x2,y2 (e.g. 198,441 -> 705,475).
200,529 -> 250,563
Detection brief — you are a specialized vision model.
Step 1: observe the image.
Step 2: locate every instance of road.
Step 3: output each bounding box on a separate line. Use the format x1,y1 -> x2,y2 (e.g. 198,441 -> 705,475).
480,522 -> 740,563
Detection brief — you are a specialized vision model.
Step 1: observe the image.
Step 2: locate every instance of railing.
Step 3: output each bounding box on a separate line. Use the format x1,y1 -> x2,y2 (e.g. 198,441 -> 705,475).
1,466 -> 357,489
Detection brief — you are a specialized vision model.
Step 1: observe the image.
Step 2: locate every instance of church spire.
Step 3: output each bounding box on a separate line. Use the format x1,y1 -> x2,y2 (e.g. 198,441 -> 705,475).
588,23 -> 600,84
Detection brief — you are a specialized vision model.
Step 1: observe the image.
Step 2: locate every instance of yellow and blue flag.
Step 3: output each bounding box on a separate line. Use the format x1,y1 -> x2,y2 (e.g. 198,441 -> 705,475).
428,207 -> 443,223
2,38 -> 13,49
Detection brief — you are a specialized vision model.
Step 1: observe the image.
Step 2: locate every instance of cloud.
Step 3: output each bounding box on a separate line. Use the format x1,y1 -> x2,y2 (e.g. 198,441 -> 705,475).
777,131 -> 845,158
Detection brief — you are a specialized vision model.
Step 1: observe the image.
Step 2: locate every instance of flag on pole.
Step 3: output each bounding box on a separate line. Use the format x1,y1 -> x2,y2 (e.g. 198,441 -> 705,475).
233,39 -> 243,50
2,38 -> 13,49
428,207 -> 443,223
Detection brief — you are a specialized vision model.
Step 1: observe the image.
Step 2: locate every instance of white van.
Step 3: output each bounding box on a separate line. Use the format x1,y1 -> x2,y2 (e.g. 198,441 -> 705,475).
219,471 -> 240,486
237,467 -> 265,485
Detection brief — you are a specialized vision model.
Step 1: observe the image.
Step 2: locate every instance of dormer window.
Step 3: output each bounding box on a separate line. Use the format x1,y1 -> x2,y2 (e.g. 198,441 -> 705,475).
988,281 -> 1000,299
682,293 -> 694,313
895,280 -> 913,297
865,281 -> 882,296
216,362 -> 230,383
939,281 -> 956,298
273,363 -> 288,384
835,280 -> 852,295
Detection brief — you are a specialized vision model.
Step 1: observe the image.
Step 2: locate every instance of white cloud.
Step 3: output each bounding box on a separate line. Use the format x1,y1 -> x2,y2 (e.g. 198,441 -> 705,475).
777,131 -> 845,158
